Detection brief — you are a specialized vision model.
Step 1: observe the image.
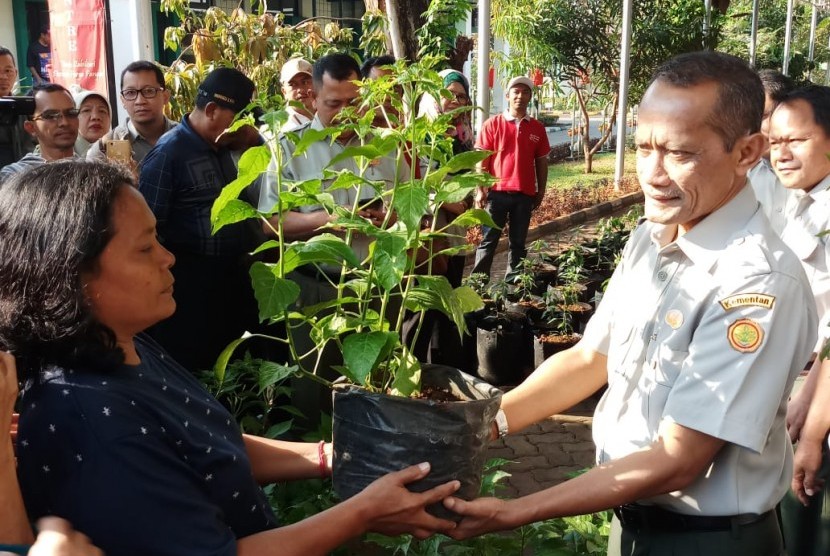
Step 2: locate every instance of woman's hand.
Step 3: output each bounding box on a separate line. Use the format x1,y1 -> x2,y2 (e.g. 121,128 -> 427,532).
28,517 -> 103,556
358,462 -> 460,540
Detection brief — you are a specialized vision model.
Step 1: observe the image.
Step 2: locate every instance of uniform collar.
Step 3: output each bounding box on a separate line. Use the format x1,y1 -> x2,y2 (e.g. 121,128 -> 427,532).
127,116 -> 176,141
651,185 -> 759,271
503,110 -> 530,122
794,172 -> 830,202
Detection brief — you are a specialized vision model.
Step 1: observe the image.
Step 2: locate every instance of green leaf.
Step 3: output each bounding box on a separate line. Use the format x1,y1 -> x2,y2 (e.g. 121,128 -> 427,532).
251,240 -> 280,255
265,420 -> 293,439
211,199 -> 259,233
450,208 -> 500,230
257,361 -> 297,391
392,183 -> 429,235
454,285 -> 485,314
289,127 -> 337,156
390,348 -> 421,397
341,331 -> 396,385
249,261 -> 301,321
280,234 -> 361,274
327,144 -> 386,168
371,232 -> 409,291
213,333 -> 253,382
444,149 -> 493,173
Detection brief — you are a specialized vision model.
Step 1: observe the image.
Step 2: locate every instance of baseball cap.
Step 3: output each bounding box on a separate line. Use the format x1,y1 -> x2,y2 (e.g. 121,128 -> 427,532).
506,76 -> 535,94
280,58 -> 313,84
197,67 -> 255,114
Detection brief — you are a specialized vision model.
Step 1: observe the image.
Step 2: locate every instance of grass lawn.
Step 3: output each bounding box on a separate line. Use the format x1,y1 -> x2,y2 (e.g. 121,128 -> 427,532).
548,150 -> 638,190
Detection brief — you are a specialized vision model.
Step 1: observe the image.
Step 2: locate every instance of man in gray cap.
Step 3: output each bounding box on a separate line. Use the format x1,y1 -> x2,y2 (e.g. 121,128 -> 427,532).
280,57 -> 314,132
138,66 -> 263,372
472,75 -> 550,280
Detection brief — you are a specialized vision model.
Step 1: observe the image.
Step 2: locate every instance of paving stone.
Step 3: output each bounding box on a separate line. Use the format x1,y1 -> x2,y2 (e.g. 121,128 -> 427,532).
525,432 -> 575,445
543,447 -> 578,467
484,446 -> 516,460
504,454 -> 549,472
503,436 -> 540,457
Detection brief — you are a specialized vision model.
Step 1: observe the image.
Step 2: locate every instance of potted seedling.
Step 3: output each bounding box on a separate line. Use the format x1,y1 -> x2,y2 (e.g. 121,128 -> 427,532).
533,284 -> 584,367
211,58 -> 504,516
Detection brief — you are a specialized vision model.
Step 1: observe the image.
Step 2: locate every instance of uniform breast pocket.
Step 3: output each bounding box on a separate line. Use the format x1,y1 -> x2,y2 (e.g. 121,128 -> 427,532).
648,345 -> 688,387
608,326 -> 642,380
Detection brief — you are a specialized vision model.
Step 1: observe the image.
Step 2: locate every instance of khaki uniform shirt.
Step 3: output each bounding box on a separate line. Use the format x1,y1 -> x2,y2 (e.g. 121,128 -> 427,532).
582,185 -> 817,516
258,115 -> 401,263
749,159 -> 789,236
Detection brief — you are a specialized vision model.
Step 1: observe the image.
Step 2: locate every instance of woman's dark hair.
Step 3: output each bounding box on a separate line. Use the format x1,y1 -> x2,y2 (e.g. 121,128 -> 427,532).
0,160 -> 134,378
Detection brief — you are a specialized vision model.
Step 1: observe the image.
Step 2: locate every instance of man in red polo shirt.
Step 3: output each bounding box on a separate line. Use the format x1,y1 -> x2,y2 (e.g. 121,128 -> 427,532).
472,76 -> 550,279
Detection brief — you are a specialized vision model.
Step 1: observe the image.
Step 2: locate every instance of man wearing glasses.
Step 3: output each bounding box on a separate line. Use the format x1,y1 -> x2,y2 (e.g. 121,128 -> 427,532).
87,61 -> 177,167
0,83 -> 78,185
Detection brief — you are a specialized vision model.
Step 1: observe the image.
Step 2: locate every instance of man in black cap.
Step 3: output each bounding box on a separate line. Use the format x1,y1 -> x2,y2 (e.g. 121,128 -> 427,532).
138,67 -> 264,372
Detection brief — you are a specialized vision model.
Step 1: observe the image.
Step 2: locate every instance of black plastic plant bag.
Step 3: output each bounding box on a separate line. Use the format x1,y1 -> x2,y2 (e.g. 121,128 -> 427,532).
331,365 -> 502,518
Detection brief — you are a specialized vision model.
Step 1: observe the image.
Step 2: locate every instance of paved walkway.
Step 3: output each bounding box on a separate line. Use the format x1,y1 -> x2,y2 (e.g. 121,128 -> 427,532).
468,197 -> 642,497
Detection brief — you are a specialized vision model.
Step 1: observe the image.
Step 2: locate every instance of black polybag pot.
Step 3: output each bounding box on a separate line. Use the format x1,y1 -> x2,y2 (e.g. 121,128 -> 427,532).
476,311 -> 534,386
331,365 -> 502,518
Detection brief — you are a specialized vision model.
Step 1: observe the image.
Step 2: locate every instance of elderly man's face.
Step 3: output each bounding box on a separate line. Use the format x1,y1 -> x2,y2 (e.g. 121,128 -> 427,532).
635,80 -> 760,236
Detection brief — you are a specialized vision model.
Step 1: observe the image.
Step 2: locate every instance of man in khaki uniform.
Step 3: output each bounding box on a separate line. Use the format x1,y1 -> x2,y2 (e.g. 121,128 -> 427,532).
443,51 -> 817,555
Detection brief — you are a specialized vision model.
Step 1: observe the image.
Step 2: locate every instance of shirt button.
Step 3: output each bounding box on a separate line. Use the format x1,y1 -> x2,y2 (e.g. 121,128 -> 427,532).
657,270 -> 668,281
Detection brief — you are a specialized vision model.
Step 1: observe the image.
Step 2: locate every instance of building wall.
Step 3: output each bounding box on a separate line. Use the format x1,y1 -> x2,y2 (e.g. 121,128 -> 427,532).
0,0 -> 18,68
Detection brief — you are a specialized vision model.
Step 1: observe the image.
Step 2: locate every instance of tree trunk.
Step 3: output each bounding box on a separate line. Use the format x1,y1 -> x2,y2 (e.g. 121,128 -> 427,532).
383,0 -> 430,61
572,83 -> 594,174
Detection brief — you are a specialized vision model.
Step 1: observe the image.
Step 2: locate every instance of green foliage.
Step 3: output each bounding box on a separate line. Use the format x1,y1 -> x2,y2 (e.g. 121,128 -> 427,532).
720,0 -> 826,84
212,58 -> 490,396
416,0 -> 474,61
159,3 -> 357,119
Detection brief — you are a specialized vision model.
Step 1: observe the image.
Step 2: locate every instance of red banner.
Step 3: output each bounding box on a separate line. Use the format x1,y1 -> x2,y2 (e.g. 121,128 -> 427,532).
48,0 -> 108,97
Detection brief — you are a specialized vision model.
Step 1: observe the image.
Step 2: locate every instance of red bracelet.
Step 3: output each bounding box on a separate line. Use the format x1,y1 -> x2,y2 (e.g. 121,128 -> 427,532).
317,440 -> 328,478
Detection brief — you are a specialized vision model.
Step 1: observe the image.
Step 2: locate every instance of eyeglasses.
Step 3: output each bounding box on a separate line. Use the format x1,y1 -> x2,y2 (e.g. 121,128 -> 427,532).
31,109 -> 80,122
120,87 -> 165,101
452,92 -> 470,103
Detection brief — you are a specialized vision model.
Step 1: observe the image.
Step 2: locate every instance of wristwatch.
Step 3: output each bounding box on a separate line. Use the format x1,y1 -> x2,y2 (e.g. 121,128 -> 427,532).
494,408 -> 509,438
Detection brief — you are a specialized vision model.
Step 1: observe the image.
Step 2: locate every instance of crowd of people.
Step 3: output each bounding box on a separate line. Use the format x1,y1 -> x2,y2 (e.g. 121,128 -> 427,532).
2,39 -> 830,556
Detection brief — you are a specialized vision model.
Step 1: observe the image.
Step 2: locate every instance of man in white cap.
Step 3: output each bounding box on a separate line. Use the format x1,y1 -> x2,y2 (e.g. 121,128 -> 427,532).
280,57 -> 314,132
472,75 -> 550,280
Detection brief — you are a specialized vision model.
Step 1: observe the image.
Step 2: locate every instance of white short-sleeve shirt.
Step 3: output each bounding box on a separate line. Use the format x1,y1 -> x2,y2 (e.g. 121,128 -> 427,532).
581,185 -> 817,516
257,115 -> 402,263
749,158 -> 789,236
780,174 -> 830,346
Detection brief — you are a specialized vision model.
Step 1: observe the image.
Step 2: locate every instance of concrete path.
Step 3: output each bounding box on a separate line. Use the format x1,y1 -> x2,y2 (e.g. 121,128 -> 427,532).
468,196 -> 643,497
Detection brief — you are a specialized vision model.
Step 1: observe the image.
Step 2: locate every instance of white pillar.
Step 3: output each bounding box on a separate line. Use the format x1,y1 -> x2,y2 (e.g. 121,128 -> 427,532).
613,0 -> 633,189
783,0 -> 794,75
749,0 -> 759,67
476,0 -> 490,134
0,0 -> 17,80
108,0 -> 155,124
808,3 -> 818,81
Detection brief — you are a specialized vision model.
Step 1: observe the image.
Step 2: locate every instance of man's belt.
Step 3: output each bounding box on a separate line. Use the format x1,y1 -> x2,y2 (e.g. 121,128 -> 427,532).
613,503 -> 772,533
